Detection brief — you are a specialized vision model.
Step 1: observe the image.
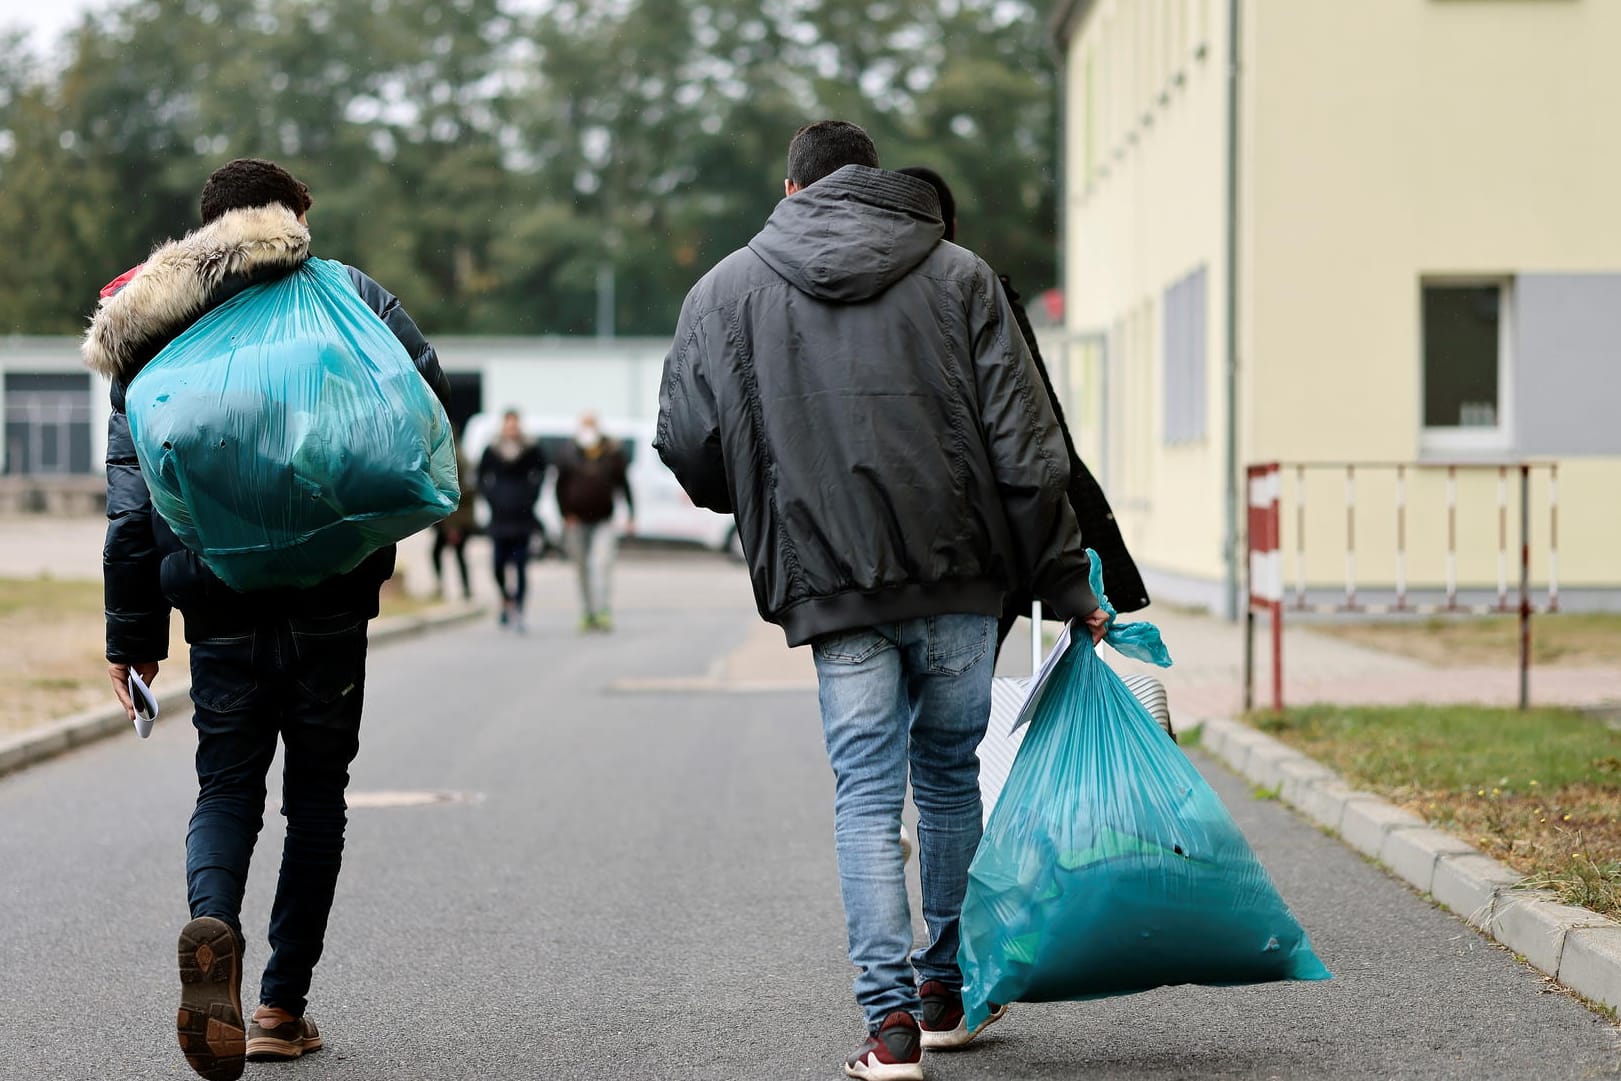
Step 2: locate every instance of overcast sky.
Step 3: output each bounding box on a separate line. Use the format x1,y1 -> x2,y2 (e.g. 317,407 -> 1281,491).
0,0 -> 101,51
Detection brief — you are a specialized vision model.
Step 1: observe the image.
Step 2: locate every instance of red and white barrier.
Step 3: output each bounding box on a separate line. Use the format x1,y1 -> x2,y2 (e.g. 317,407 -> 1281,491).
1244,460 -> 1560,712
1244,463 -> 1283,712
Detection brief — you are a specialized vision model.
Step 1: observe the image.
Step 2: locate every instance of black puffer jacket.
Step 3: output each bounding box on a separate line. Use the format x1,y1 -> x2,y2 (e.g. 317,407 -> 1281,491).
656,165 -> 1096,646
83,205 -> 450,661
477,440 -> 546,542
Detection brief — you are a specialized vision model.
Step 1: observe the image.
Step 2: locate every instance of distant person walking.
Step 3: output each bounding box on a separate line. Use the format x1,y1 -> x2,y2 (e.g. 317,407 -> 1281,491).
657,121 -> 1106,1081
431,438 -> 476,601
554,412 -> 635,632
896,165 -> 1148,648
477,410 -> 545,631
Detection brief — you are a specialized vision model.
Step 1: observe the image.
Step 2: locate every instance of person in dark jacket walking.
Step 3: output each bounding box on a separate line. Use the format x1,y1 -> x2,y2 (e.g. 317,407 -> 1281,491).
477,410 -> 545,630
896,166 -> 1149,651
82,158 -> 450,1081
656,121 -> 1108,1081
554,411 -> 635,632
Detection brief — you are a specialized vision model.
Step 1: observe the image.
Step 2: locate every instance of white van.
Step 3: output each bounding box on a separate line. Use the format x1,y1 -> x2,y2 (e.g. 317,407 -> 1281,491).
460,412 -> 738,556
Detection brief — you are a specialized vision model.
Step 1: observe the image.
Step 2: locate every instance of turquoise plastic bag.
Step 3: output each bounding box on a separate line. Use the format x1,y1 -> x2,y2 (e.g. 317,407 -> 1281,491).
959,552 -> 1330,1028
126,258 -> 458,591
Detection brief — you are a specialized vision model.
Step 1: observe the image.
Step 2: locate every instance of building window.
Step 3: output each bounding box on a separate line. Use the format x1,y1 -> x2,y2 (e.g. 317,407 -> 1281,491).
3,372 -> 93,475
1162,267 -> 1209,445
1421,281 -> 1511,452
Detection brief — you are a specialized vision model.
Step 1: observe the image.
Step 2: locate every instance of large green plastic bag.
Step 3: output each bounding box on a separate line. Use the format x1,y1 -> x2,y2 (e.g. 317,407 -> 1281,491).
126,258 -> 458,591
959,553 -> 1330,1028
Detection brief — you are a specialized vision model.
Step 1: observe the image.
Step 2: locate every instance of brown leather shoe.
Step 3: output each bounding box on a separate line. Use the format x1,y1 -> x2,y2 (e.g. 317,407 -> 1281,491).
246,1007 -> 324,1061
176,917 -> 245,1081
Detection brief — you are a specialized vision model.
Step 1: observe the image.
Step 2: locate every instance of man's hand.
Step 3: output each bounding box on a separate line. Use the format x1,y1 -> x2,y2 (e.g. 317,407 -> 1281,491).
1080,607 -> 1111,645
108,661 -> 160,721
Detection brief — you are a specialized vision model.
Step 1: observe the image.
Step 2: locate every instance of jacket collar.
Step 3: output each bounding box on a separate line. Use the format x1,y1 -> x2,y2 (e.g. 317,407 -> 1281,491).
82,204 -> 310,382
748,165 -> 944,304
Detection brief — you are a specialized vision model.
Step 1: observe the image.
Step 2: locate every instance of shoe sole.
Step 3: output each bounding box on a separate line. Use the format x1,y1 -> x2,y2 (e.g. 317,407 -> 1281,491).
920,1003 -> 1009,1051
246,1033 -> 324,1061
176,917 -> 245,1081
844,1060 -> 924,1081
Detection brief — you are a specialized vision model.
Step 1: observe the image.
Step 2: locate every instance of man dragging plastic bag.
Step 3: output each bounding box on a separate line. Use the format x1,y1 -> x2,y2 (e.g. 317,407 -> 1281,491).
960,550 -> 1332,1031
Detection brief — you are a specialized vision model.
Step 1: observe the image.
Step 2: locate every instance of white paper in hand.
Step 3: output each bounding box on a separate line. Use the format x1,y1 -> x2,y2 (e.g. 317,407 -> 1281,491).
128,671 -> 158,738
1009,619 -> 1076,734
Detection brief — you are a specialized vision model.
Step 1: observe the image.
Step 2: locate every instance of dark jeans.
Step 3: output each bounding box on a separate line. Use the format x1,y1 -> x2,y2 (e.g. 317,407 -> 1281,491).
491,537 -> 529,610
185,613 -> 368,1017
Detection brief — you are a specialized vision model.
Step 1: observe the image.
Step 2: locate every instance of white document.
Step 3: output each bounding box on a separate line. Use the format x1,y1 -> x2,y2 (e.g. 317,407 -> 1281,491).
1009,619 -> 1076,734
128,671 -> 158,739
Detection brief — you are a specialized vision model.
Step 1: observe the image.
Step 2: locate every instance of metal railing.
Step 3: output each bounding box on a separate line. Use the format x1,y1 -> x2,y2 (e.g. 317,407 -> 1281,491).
1244,461 -> 1560,712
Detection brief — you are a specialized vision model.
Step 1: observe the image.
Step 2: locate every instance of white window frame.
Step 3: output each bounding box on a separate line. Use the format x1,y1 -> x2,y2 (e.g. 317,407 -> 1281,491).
1419,276 -> 1515,458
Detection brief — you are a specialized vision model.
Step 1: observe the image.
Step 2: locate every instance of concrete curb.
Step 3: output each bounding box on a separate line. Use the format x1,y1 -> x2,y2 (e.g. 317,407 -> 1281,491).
0,603 -> 484,782
1198,716 -> 1621,1013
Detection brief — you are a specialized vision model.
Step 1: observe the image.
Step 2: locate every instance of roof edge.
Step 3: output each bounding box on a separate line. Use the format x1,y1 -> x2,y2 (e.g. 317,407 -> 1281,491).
1049,0 -> 1097,49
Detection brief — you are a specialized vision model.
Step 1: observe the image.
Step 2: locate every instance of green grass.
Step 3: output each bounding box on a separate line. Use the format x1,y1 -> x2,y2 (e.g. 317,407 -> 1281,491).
0,575 -> 102,617
1249,704 -> 1621,918
1250,704 -> 1621,794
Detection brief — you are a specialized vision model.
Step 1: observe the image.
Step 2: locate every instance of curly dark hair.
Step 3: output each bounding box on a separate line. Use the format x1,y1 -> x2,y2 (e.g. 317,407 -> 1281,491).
199,158 -> 313,224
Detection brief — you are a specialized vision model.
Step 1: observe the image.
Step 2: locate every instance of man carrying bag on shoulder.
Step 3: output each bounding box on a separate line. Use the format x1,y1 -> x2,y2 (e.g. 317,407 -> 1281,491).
85,158 -> 450,1081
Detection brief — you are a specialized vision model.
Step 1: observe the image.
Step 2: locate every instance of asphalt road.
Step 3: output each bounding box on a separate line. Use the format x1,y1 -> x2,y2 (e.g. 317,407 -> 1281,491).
1,557 -> 1617,1080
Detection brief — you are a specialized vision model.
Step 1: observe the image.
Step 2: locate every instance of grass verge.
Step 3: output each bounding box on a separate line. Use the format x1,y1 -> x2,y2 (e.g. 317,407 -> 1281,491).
1312,612 -> 1621,668
1,575 -> 447,737
1249,704 -> 1621,918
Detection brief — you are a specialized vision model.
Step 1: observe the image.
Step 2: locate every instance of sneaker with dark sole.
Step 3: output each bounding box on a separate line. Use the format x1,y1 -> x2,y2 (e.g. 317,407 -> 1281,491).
918,981 -> 1007,1050
176,917 -> 245,1081
246,1012 -> 323,1061
845,1010 -> 924,1080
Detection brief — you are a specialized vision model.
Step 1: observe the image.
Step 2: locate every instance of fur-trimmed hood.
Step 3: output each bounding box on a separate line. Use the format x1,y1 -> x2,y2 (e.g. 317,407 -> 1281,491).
82,204 -> 310,382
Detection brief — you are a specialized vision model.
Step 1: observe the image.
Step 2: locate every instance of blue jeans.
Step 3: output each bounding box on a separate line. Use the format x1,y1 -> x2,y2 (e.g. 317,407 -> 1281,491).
811,614 -> 996,1031
185,613 -> 368,1017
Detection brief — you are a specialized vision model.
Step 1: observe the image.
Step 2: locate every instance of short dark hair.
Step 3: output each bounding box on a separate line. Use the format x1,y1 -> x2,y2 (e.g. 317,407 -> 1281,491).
897,166 -> 955,242
199,158 -> 313,224
786,121 -> 879,189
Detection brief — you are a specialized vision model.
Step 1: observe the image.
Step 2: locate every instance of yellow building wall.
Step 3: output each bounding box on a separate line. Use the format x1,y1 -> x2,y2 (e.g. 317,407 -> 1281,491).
1061,0 -> 1232,602
1245,0 -> 1621,595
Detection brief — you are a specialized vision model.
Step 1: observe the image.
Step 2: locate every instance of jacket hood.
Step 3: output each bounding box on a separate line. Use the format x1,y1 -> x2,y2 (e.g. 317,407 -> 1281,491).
747,165 -> 944,303
82,204 -> 310,381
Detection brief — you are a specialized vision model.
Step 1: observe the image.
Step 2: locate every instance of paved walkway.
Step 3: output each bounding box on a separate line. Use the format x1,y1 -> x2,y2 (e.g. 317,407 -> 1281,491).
5,513 -> 1618,724
665,602 -> 1621,726
2,554 -> 1617,1080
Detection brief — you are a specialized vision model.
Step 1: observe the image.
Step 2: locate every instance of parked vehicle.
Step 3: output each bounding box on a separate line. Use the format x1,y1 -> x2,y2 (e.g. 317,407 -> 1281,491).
460,413 -> 738,556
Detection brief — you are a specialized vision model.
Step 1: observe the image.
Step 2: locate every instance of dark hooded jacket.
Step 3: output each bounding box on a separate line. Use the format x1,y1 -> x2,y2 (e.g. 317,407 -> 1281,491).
83,204 -> 451,661
655,165 -> 1096,647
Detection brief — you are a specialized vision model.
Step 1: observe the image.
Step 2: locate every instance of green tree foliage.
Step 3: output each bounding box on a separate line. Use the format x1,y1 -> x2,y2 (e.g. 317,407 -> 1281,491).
0,0 -> 1058,337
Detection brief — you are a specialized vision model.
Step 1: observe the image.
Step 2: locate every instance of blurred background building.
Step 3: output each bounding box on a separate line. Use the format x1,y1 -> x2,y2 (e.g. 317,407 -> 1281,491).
1053,0 -> 1621,615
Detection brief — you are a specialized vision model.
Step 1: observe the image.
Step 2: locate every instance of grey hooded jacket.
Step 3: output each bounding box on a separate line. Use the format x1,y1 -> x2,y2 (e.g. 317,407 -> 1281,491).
655,165 -> 1096,646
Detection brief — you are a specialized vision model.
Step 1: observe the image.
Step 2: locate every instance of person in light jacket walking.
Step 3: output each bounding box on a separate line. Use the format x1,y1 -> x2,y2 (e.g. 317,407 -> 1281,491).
553,412 -> 635,632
